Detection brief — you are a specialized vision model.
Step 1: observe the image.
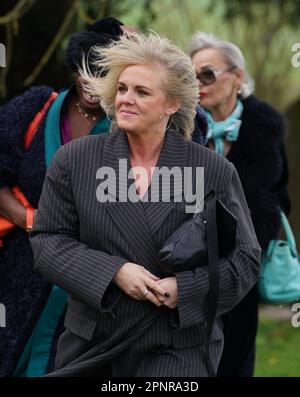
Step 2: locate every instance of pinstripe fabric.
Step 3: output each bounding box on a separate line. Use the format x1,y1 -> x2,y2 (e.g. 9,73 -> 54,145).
30,129 -> 261,377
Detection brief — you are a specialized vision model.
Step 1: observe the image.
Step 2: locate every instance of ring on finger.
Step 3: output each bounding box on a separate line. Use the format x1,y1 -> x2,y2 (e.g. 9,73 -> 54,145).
142,288 -> 150,297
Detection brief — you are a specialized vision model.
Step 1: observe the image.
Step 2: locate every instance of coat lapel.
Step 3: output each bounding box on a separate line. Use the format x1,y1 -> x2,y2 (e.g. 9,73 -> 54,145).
143,131 -> 190,236
102,130 -> 190,272
103,131 -> 159,272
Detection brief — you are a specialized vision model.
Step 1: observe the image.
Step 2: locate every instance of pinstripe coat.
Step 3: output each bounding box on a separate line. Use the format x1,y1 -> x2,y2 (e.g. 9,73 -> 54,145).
29,129 -> 261,377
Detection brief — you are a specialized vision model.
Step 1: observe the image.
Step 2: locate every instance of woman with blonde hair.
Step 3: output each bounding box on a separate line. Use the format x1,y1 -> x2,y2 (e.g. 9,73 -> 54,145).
30,32 -> 260,377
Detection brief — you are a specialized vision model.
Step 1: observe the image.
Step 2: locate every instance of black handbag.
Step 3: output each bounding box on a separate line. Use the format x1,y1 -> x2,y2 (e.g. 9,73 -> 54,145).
158,190 -> 237,274
157,190 -> 237,377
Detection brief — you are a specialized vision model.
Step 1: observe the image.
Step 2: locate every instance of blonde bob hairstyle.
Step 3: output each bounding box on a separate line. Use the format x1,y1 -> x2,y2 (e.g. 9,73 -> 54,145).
80,32 -> 199,139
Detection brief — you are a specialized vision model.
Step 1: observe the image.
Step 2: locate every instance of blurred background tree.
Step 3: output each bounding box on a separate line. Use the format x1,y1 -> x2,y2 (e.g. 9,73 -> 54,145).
0,0 -> 156,99
0,0 -> 299,244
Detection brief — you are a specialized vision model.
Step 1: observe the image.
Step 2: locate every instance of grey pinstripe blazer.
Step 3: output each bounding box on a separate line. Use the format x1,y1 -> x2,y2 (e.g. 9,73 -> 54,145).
30,129 -> 261,377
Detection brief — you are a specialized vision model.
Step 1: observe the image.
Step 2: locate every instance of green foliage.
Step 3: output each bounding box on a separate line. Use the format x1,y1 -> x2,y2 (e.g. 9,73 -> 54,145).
77,0 -> 157,30
219,0 -> 300,27
1,0 -> 299,109
255,318 -> 300,376
150,0 -> 300,110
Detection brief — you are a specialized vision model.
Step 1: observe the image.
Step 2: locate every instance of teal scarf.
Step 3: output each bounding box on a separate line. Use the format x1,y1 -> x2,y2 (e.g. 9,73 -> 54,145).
45,89 -> 110,167
14,90 -> 110,377
205,99 -> 244,156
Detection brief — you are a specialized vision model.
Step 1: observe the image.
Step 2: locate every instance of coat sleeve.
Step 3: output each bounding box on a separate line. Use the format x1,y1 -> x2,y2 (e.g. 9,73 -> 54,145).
29,144 -> 127,312
0,86 -> 53,188
0,101 -> 21,187
244,111 -> 290,249
175,162 -> 261,328
277,142 -> 291,216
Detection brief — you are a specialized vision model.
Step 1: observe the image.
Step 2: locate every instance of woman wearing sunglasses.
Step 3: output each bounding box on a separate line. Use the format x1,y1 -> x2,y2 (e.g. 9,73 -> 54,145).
189,32 -> 291,377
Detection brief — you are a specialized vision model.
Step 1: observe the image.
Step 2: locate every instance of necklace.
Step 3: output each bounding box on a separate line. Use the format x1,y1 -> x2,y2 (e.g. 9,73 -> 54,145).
75,101 -> 99,122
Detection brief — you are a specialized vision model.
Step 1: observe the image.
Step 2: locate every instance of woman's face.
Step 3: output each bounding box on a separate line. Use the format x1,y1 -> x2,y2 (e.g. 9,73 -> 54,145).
115,64 -> 178,136
192,48 -> 243,111
74,73 -> 101,111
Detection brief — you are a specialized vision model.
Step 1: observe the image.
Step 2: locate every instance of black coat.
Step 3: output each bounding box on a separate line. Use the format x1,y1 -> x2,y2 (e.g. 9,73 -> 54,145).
30,130 -> 260,376
228,96 -> 291,249
192,95 -> 291,377
193,95 -> 291,250
0,86 -> 54,376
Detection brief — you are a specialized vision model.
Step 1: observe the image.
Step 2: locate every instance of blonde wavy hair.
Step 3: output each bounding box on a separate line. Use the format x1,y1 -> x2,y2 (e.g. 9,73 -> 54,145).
80,32 -> 199,139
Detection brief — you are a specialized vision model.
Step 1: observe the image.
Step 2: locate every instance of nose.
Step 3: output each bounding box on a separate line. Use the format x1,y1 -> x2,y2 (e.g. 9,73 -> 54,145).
122,89 -> 135,104
197,79 -> 204,88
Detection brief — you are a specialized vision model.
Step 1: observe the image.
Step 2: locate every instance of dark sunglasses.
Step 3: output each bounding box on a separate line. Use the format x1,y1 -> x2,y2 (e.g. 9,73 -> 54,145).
196,66 -> 236,85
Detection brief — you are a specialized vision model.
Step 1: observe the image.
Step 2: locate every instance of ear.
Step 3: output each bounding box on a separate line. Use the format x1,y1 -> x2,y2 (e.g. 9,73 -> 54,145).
234,68 -> 244,89
166,96 -> 182,115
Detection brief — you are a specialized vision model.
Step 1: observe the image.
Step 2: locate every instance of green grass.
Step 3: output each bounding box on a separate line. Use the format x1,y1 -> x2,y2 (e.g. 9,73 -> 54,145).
255,318 -> 300,377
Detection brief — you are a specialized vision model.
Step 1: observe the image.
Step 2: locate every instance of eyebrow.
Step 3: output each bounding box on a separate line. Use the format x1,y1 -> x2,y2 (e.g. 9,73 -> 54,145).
200,64 -> 214,70
117,81 -> 153,92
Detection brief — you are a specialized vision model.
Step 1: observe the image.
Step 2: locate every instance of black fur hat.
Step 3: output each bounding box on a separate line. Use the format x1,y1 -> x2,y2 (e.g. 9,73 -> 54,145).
65,16 -> 124,74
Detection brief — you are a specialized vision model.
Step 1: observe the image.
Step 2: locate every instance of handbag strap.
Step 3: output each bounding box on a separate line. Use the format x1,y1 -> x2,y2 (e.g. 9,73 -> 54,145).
0,92 -> 58,247
24,91 -> 58,149
280,210 -> 298,257
203,190 -> 220,377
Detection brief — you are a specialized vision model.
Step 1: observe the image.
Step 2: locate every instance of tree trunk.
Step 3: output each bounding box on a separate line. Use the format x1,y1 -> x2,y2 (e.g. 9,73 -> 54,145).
0,0 -> 76,102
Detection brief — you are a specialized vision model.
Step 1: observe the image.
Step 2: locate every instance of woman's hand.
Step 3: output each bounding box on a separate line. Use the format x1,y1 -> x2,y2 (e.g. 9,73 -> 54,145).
0,187 -> 27,230
112,262 -> 167,307
156,277 -> 178,309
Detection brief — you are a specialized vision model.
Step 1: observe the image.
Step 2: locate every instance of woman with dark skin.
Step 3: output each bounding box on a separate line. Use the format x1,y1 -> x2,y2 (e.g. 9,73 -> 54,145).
0,17 -> 129,377
0,74 -> 104,228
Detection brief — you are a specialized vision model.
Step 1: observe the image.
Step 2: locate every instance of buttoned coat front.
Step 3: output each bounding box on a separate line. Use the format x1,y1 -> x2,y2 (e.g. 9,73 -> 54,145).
30,129 -> 261,377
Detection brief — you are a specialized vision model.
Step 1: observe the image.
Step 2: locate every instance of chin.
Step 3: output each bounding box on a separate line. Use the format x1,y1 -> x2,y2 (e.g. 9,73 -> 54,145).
118,125 -> 141,137
83,101 -> 101,111
117,119 -> 135,132
199,97 -> 208,106
118,124 -> 133,134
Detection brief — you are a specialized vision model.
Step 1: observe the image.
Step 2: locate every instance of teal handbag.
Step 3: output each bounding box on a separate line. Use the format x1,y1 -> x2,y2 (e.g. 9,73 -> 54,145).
258,211 -> 300,304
